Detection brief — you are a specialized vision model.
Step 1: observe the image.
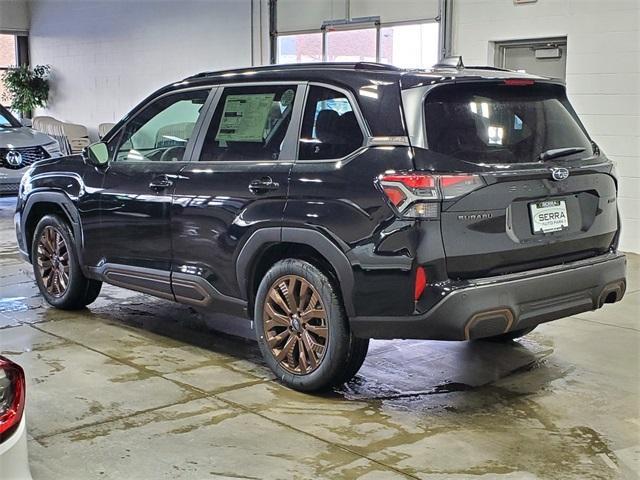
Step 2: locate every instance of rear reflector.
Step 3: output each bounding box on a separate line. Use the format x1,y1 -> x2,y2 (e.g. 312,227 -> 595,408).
0,356 -> 26,442
414,266 -> 427,301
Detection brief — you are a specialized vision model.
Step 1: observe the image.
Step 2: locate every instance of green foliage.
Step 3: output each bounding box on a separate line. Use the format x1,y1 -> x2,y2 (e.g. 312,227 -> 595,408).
1,65 -> 51,117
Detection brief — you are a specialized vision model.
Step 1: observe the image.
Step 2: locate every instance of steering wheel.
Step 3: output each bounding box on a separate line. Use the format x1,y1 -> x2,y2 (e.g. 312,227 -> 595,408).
159,146 -> 186,162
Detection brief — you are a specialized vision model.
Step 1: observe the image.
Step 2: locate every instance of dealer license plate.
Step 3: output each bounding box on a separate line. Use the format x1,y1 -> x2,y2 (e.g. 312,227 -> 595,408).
529,200 -> 569,234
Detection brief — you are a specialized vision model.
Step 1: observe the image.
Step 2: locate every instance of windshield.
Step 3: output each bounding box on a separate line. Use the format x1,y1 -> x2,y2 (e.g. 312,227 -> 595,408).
0,105 -> 20,128
424,83 -> 594,164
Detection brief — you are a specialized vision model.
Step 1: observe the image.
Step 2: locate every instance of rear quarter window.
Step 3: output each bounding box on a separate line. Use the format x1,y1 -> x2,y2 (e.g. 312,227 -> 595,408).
298,86 -> 364,161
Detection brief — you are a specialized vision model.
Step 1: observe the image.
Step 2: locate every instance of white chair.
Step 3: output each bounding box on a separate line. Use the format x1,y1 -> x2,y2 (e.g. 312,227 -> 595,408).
155,122 -> 196,148
32,116 -> 57,132
33,117 -> 71,155
62,122 -> 91,154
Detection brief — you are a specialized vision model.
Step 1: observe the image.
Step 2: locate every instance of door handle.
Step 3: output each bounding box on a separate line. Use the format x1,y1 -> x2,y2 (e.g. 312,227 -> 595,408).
148,176 -> 173,191
248,176 -> 280,194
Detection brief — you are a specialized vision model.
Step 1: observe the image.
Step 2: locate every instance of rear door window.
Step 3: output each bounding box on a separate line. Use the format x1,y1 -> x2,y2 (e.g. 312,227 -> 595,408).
298,86 -> 364,160
424,83 -> 593,164
199,85 -> 298,162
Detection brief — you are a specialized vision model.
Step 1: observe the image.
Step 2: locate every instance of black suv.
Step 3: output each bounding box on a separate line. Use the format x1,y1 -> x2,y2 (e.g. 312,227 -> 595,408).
15,61 -> 626,391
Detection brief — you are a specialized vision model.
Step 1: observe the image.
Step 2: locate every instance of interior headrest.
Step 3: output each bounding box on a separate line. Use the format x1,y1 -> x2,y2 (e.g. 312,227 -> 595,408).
315,110 -> 340,142
336,112 -> 359,143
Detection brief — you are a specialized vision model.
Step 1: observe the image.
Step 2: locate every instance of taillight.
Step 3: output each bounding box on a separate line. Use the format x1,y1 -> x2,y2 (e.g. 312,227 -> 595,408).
379,171 -> 484,218
0,356 -> 26,442
439,174 -> 485,199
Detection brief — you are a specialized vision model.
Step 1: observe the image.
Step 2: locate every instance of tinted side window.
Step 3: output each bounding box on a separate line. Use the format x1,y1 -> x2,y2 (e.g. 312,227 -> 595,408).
299,86 -> 364,160
114,89 -> 210,162
199,85 -> 298,162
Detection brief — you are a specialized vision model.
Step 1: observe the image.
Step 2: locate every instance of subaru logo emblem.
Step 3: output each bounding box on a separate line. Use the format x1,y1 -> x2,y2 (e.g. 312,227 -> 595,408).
5,150 -> 23,167
550,167 -> 569,181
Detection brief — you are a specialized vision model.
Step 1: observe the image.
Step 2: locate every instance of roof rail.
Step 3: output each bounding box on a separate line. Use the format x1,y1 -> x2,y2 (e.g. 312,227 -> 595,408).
433,56 -> 464,69
185,62 -> 402,81
354,62 -> 401,71
465,65 -> 512,72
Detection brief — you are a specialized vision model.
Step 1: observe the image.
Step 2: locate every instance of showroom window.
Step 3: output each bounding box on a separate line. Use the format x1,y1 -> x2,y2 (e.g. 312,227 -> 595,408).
0,33 -> 17,106
326,28 -> 376,62
114,89 -> 211,162
200,85 -> 298,162
298,85 -> 363,161
379,22 -> 439,69
276,21 -> 439,69
277,32 -> 322,64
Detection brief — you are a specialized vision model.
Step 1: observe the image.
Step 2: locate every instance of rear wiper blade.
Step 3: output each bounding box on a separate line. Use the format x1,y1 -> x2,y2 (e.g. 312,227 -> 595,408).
538,147 -> 586,161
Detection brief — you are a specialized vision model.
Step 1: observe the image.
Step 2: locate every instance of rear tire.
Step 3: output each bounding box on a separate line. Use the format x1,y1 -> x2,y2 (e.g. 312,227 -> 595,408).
31,214 -> 102,310
480,326 -> 536,342
254,259 -> 367,392
336,334 -> 369,385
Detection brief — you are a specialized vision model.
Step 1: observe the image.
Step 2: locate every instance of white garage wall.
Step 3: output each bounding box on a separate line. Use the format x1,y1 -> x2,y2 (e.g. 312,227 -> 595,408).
28,0 -> 253,137
453,0 -> 640,253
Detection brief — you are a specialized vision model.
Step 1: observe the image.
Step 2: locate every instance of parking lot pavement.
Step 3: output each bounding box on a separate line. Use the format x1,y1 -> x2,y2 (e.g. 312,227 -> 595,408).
1,195 -> 638,479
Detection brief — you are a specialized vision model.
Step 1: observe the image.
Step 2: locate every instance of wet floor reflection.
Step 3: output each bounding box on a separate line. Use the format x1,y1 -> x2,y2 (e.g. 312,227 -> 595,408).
87,291 -> 560,405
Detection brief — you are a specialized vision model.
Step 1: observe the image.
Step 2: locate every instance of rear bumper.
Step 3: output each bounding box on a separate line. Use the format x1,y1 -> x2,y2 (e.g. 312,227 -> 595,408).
350,251 -> 626,340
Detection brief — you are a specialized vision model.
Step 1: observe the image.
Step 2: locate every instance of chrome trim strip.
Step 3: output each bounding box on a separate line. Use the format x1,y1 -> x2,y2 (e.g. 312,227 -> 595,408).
366,136 -> 411,147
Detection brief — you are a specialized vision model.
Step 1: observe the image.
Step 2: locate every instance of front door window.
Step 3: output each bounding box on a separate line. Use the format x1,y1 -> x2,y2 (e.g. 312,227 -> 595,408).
113,90 -> 211,162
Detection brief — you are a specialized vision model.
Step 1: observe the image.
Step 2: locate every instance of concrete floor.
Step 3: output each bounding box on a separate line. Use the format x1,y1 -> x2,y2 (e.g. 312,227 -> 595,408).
0,195 -> 638,480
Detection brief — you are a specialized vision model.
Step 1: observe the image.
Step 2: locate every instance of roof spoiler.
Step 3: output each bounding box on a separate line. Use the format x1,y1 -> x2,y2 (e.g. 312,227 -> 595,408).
433,56 -> 464,69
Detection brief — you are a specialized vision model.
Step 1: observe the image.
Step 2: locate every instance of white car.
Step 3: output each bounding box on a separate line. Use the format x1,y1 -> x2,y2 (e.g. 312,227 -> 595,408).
1,104 -> 62,195
0,356 -> 31,480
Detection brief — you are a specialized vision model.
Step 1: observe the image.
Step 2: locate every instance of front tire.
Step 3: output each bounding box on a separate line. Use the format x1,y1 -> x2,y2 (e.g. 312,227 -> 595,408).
255,259 -> 368,392
31,214 -> 102,310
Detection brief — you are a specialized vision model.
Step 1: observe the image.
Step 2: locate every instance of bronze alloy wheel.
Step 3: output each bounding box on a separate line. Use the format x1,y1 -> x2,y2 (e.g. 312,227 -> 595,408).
36,226 -> 70,298
263,275 -> 328,374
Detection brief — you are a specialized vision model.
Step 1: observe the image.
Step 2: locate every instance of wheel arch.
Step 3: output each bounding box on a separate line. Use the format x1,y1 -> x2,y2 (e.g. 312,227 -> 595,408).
21,192 -> 84,267
237,227 -> 355,318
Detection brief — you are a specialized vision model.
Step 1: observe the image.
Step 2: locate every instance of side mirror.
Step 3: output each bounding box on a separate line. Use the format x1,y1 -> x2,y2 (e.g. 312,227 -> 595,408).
83,142 -> 109,167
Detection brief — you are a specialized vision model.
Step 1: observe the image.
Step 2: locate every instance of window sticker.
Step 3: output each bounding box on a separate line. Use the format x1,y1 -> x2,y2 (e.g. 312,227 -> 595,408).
215,93 -> 275,142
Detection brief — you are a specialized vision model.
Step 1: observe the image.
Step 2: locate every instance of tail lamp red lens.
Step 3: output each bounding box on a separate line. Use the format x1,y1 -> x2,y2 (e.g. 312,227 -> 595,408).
379,172 -> 484,218
0,356 -> 26,442
414,266 -> 427,301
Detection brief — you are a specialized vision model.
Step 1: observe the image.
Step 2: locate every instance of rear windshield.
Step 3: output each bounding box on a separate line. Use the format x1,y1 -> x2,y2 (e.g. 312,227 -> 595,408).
424,83 -> 593,164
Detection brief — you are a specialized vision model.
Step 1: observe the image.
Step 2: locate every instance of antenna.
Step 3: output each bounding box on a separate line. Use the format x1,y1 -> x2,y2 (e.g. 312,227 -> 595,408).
433,56 -> 464,69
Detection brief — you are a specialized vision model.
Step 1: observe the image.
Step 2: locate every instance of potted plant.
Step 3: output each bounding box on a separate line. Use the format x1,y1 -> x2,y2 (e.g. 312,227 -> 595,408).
1,64 -> 51,120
